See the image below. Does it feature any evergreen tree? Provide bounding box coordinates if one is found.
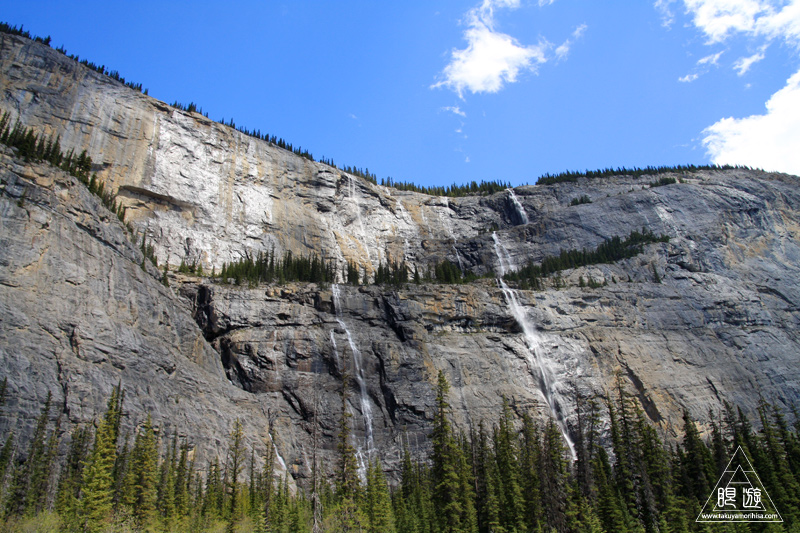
[520,413,544,532]
[55,425,92,530]
[494,398,525,531]
[366,459,395,532]
[431,370,476,532]
[121,415,158,527]
[80,385,124,532]
[331,369,365,531]
[540,419,569,532]
[225,418,247,531]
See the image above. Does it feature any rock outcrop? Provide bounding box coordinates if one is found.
[1,32,800,482]
[0,150,290,479]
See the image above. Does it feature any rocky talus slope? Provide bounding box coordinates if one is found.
[1,32,799,482]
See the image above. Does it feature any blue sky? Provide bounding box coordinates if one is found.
[4,1,799,186]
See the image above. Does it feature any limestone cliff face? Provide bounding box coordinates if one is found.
[1,32,800,481]
[0,150,297,481]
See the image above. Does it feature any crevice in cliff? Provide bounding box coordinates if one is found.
[620,358,663,425]
[374,346,398,425]
[116,184,196,212]
[218,337,252,392]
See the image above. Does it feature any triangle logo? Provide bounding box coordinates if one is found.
[696,445,783,522]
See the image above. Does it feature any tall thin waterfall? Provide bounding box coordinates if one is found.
[492,232,576,459]
[331,284,375,478]
[349,175,371,264]
[507,188,529,225]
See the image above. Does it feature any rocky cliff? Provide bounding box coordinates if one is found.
[1,32,799,482]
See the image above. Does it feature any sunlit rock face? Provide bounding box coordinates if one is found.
[2,32,800,481]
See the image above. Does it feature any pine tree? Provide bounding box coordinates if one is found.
[80,385,124,532]
[55,425,92,530]
[431,370,476,532]
[540,418,569,532]
[679,410,714,503]
[122,415,158,527]
[520,413,544,531]
[366,459,395,532]
[225,418,246,531]
[8,391,58,518]
[494,398,525,531]
[336,370,360,501]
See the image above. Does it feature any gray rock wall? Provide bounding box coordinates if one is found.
[0,151,290,481]
[1,32,800,484]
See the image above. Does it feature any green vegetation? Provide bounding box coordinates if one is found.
[0,111,128,224]
[215,248,336,286]
[650,176,678,187]
[504,228,670,289]
[379,177,512,197]
[570,195,592,206]
[536,164,746,186]
[4,377,800,531]
[0,112,166,277]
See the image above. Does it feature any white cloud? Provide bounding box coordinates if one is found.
[681,0,800,45]
[703,68,800,174]
[733,49,766,75]
[679,73,700,82]
[698,50,724,64]
[442,106,467,117]
[683,0,767,42]
[432,0,550,98]
[555,24,588,61]
[465,156,471,163]
[655,0,677,27]
[665,1,800,173]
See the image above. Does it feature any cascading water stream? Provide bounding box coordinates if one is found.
[492,232,576,460]
[507,188,529,225]
[492,232,516,276]
[331,284,375,478]
[349,175,371,264]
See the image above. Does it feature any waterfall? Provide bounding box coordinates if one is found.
[331,284,375,478]
[492,235,576,460]
[507,188,529,225]
[349,175,371,264]
[492,231,516,276]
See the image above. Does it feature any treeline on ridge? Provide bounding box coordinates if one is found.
[209,227,669,289]
[535,164,748,186]
[2,22,757,203]
[504,228,670,289]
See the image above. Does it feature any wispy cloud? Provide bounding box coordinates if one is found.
[441,106,467,117]
[733,48,766,75]
[678,50,723,81]
[432,0,551,98]
[697,50,724,65]
[555,24,588,61]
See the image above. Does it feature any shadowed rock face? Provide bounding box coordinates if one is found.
[1,32,800,483]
